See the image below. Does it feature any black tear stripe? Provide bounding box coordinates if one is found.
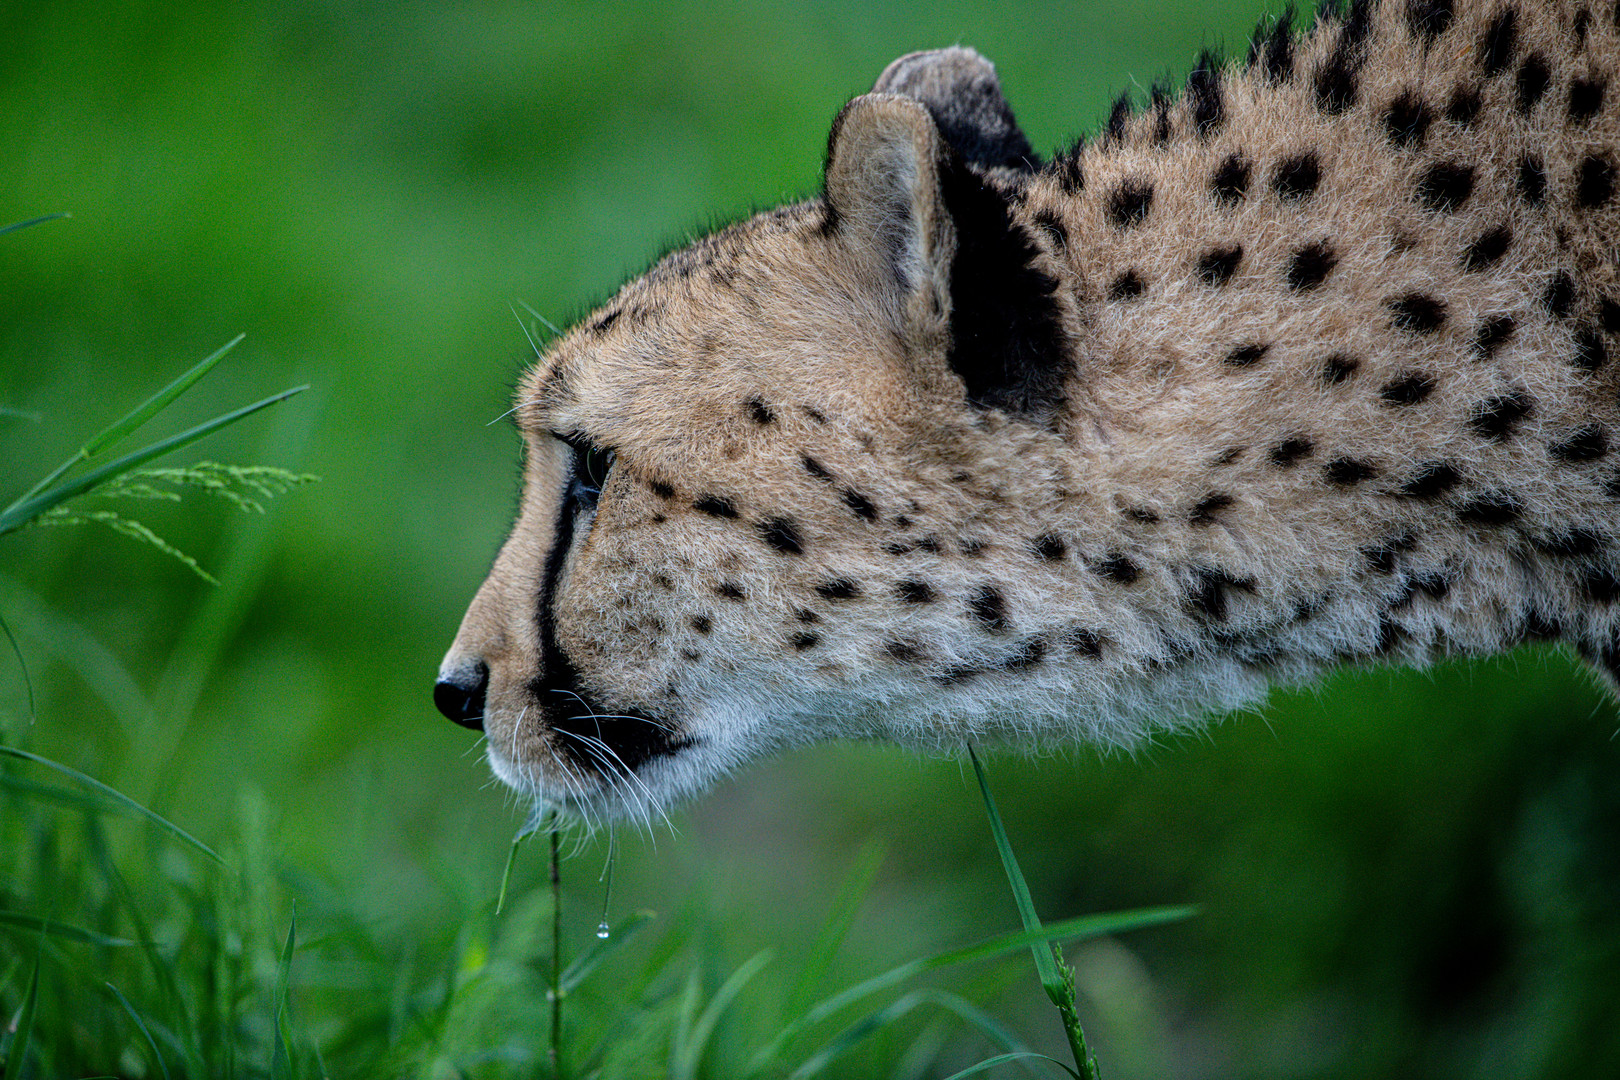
[939,153,1069,417]
[531,473,687,773]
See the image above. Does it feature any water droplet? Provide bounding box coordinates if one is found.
[596,922,611,939]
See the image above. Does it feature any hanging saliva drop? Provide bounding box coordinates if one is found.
[596,826,617,940]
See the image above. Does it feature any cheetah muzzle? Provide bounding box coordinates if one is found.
[437,1,1620,823]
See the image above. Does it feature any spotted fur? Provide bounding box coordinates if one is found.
[438,2,1620,822]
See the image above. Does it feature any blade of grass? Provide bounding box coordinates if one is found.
[495,816,543,916]
[746,906,1194,1075]
[558,910,656,995]
[0,212,70,238]
[0,383,308,537]
[0,611,34,725]
[0,911,133,948]
[671,949,773,1080]
[0,746,224,865]
[106,982,173,1080]
[786,839,884,1016]
[269,905,296,1080]
[1,932,40,1080]
[941,1052,1081,1080]
[3,336,244,513]
[969,746,1097,1080]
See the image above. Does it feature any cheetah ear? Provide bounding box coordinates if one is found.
[872,47,1037,172]
[822,93,954,337]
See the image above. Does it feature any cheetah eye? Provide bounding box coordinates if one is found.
[560,434,615,510]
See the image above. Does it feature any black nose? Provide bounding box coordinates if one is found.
[434,661,488,731]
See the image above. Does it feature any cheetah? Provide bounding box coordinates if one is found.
[436,0,1620,822]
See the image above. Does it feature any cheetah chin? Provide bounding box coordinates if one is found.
[438,0,1620,823]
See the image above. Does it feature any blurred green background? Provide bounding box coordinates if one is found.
[4,1,1620,1076]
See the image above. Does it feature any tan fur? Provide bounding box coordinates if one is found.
[441,0,1620,819]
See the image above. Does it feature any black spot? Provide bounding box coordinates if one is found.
[1314,50,1361,115]
[1381,372,1436,405]
[1032,534,1067,561]
[1516,54,1550,112]
[1000,638,1047,671]
[694,494,738,518]
[1149,83,1174,146]
[1582,567,1620,603]
[968,586,1008,632]
[1577,153,1616,207]
[1186,566,1256,621]
[884,541,912,556]
[1457,491,1522,525]
[1388,293,1448,333]
[790,632,821,651]
[1535,528,1605,556]
[1068,628,1104,657]
[1322,354,1359,384]
[1405,570,1451,601]
[679,648,701,662]
[801,454,833,482]
[1187,52,1225,136]
[1473,315,1517,358]
[1574,6,1593,46]
[1190,492,1235,525]
[893,514,912,529]
[691,615,712,634]
[1518,155,1547,204]
[1573,329,1609,371]
[1361,540,1402,574]
[1107,179,1154,228]
[588,308,621,335]
[747,398,774,424]
[816,579,861,600]
[1225,342,1269,367]
[1125,505,1160,523]
[1417,161,1475,212]
[1399,461,1461,498]
[1445,85,1482,125]
[895,580,936,603]
[802,405,828,424]
[1108,271,1146,300]
[650,479,675,499]
[884,640,924,664]
[1102,91,1133,143]
[1287,242,1338,290]
[937,153,1072,416]
[1406,0,1454,40]
[1093,553,1141,584]
[1601,297,1620,333]
[1462,226,1511,272]
[1570,77,1605,122]
[1478,8,1517,76]
[1542,272,1576,317]
[1551,425,1608,461]
[757,516,804,554]
[1606,473,1620,500]
[916,535,944,554]
[1210,153,1252,205]
[1033,208,1070,249]
[1051,154,1085,196]
[1324,457,1378,485]
[1270,436,1314,467]
[1468,392,1533,439]
[1252,7,1296,83]
[1211,446,1245,466]
[1384,91,1432,147]
[1197,244,1243,285]
[840,489,877,521]
[716,581,747,601]
[1273,153,1322,200]
[795,608,820,624]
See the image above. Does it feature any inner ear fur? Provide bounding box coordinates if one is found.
[823,93,955,340]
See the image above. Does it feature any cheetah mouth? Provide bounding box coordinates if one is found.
[536,688,694,775]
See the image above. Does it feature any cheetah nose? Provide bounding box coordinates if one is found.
[434,660,488,732]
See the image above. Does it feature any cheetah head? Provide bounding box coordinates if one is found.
[434,50,1125,820]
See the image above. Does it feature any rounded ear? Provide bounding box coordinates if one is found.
[872,47,1037,171]
[822,93,953,333]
